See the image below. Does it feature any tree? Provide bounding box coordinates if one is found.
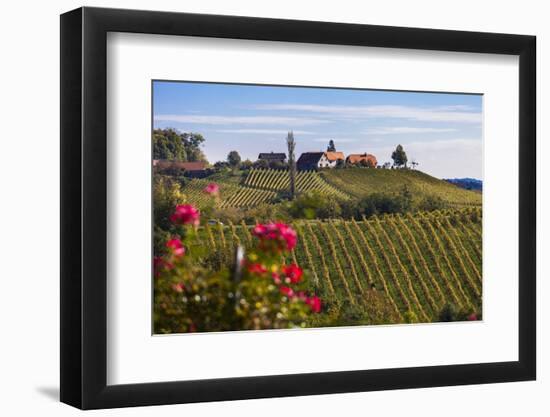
[227,150,241,167]
[240,159,253,170]
[181,132,207,162]
[153,128,187,160]
[152,129,207,162]
[253,159,269,169]
[287,131,297,199]
[327,140,336,152]
[391,144,408,168]
[269,160,288,170]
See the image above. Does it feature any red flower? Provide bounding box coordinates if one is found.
[306,295,322,313]
[170,204,200,226]
[252,223,298,252]
[467,313,478,321]
[204,183,220,196]
[282,263,303,283]
[166,238,185,257]
[280,286,294,298]
[247,263,268,275]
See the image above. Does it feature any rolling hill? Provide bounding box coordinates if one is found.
[182,168,482,209]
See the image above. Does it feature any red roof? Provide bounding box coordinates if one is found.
[153,160,207,171]
[346,153,378,166]
[325,151,345,162]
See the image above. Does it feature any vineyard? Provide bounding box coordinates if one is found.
[182,168,482,210]
[319,168,482,207]
[195,207,482,324]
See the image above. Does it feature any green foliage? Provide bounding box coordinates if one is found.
[391,144,408,167]
[153,128,207,162]
[438,302,480,322]
[154,218,321,333]
[340,190,412,219]
[287,190,342,219]
[268,160,288,170]
[153,176,186,230]
[403,310,419,324]
[240,159,253,170]
[227,150,241,167]
[242,203,291,224]
[253,159,270,169]
[417,195,446,211]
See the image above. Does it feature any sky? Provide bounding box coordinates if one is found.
[153,81,483,179]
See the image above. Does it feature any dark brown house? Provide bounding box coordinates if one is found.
[258,152,286,163]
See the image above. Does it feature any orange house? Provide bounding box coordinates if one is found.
[346,153,378,167]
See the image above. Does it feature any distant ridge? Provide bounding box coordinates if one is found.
[445,178,482,192]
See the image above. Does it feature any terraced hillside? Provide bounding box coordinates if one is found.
[196,207,482,323]
[183,169,348,209]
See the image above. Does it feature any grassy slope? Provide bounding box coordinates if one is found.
[197,208,482,324]
[320,168,482,207]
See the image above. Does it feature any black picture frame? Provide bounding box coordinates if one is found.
[60,6,536,410]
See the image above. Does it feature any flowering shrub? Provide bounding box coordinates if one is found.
[154,184,322,334]
[170,204,200,226]
[204,183,220,196]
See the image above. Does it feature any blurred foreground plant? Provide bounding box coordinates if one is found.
[154,184,322,334]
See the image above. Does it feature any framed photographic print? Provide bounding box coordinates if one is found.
[60,6,536,409]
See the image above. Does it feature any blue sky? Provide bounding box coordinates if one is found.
[153,81,483,179]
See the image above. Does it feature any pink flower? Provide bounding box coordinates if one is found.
[252,223,298,252]
[171,283,185,293]
[282,264,303,283]
[306,295,322,313]
[247,263,268,275]
[467,313,478,321]
[170,204,200,226]
[204,183,220,196]
[166,238,185,257]
[271,272,282,285]
[280,286,294,298]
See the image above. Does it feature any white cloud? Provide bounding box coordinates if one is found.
[215,129,314,135]
[364,127,458,135]
[154,114,329,126]
[366,138,482,179]
[252,104,482,124]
